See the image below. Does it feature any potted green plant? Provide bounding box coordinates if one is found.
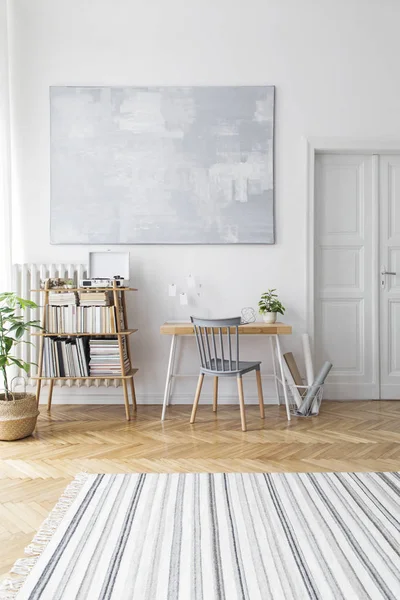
[258,289,285,324]
[0,292,41,441]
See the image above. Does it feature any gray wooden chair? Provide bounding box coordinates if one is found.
[190,316,264,431]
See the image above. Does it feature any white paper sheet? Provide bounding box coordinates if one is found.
[187,274,196,289]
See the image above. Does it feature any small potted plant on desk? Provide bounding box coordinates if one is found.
[258,289,285,324]
[0,292,41,441]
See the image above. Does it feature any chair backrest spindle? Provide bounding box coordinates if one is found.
[227,328,233,371]
[204,329,212,369]
[211,328,218,368]
[199,327,208,368]
[193,325,205,368]
[219,328,225,371]
[236,327,239,369]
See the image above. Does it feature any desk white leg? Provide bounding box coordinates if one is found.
[270,336,280,405]
[166,336,177,406]
[161,335,177,421]
[275,335,291,421]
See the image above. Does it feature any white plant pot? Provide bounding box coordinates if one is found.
[262,312,277,324]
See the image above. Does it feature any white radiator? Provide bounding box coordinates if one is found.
[12,263,121,388]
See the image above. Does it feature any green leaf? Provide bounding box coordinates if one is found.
[15,326,25,339]
[4,336,13,352]
[8,357,25,369]
[17,297,38,309]
[8,320,21,332]
[9,359,30,373]
[7,321,24,333]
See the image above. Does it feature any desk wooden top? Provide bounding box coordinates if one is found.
[160,321,292,335]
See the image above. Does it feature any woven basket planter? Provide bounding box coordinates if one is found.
[0,393,39,441]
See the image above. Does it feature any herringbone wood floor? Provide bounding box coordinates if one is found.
[1,401,400,579]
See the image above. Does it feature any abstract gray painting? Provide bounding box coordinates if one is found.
[50,86,275,244]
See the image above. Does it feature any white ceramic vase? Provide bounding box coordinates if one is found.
[262,312,277,324]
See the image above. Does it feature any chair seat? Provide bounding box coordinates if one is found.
[200,359,261,376]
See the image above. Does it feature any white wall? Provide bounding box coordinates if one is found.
[7,0,400,403]
[0,0,12,291]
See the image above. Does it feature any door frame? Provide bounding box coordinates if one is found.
[305,139,400,390]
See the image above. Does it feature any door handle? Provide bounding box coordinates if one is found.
[380,266,396,288]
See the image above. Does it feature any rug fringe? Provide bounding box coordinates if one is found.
[0,472,89,600]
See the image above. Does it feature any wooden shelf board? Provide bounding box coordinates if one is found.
[32,288,138,292]
[31,329,138,337]
[32,368,138,381]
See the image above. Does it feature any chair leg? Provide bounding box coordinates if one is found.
[236,375,247,432]
[213,376,218,412]
[256,369,265,419]
[190,373,204,424]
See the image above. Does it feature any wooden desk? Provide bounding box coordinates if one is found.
[160,321,293,421]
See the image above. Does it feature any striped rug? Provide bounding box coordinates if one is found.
[2,472,400,600]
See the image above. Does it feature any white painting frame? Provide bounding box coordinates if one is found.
[50,85,275,245]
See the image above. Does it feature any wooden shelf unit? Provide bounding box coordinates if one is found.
[34,282,138,420]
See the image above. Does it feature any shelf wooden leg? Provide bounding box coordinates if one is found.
[36,283,47,410]
[47,380,54,412]
[36,380,42,408]
[213,376,218,412]
[237,375,247,432]
[256,369,265,419]
[190,373,204,424]
[122,379,131,421]
[129,376,137,411]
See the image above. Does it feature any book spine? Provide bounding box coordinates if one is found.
[57,340,65,377]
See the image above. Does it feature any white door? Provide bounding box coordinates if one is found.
[380,156,400,399]
[315,154,379,399]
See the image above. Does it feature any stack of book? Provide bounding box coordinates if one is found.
[45,305,117,334]
[43,337,89,377]
[48,291,78,306]
[89,339,130,376]
[79,291,113,306]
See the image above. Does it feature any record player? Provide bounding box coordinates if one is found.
[80,276,126,288]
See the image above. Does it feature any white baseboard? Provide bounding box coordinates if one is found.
[38,394,355,406]
[29,384,379,405]
[323,383,379,400]
[39,391,281,406]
